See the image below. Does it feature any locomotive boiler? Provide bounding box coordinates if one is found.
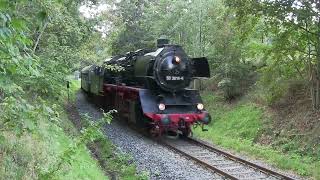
[81,38,211,137]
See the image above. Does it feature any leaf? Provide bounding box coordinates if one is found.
[5,13,10,22]
[23,118,35,132]
[11,18,26,30]
[0,2,8,11]
[3,27,11,36]
[0,12,7,22]
[7,64,17,74]
[45,106,54,114]
[0,27,10,38]
[0,134,4,144]
[38,11,47,22]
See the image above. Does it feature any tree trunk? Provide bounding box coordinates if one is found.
[310,14,320,110]
[33,21,49,53]
[316,80,320,109]
[311,81,315,109]
[316,16,320,109]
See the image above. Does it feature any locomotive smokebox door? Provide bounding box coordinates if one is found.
[191,57,210,78]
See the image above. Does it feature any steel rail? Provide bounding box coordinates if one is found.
[126,123,295,180]
[186,137,295,180]
[157,138,238,180]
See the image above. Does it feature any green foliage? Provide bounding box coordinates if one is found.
[101,0,319,178]
[216,61,253,100]
[256,68,292,104]
[2,0,319,178]
[104,64,125,72]
[103,0,256,99]
[0,101,106,180]
[67,79,81,102]
[197,92,263,141]
[105,0,154,55]
[39,110,115,179]
[76,109,147,180]
[315,163,320,180]
[208,5,255,99]
[227,0,320,106]
[0,0,111,179]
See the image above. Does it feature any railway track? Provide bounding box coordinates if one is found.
[158,136,295,180]
[116,118,296,179]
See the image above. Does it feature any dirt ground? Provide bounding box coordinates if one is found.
[258,84,320,158]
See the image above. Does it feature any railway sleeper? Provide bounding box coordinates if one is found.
[209,161,236,167]
[229,169,256,175]
[184,148,212,154]
[242,175,273,180]
[219,165,246,171]
[235,174,271,180]
[195,155,225,162]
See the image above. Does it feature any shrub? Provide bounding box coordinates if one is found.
[215,62,254,100]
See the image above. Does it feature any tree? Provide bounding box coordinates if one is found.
[228,0,320,108]
[104,0,154,55]
[143,0,254,99]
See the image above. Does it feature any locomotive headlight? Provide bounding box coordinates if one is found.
[174,56,181,63]
[197,103,204,111]
[158,103,166,111]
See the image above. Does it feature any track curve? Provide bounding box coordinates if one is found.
[158,137,295,180]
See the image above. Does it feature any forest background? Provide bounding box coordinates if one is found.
[0,0,319,179]
[102,1,319,177]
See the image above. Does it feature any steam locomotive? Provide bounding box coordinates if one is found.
[81,38,211,137]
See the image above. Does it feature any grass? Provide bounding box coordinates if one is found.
[0,102,106,179]
[68,79,147,180]
[87,137,148,180]
[193,91,320,178]
[38,114,107,180]
[0,78,108,179]
[68,79,81,101]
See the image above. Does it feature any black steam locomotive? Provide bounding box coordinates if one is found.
[81,38,211,137]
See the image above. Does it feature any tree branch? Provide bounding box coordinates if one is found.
[295,23,318,36]
[33,21,49,53]
[293,47,317,57]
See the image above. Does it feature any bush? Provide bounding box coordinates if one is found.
[215,62,254,100]
[256,64,307,105]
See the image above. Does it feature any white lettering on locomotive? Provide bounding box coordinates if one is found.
[166,76,184,81]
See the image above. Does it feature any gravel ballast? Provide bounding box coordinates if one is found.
[76,92,222,180]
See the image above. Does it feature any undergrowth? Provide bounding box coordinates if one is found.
[0,1,113,179]
[80,114,149,180]
[194,91,320,179]
[0,94,106,179]
[69,80,148,180]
